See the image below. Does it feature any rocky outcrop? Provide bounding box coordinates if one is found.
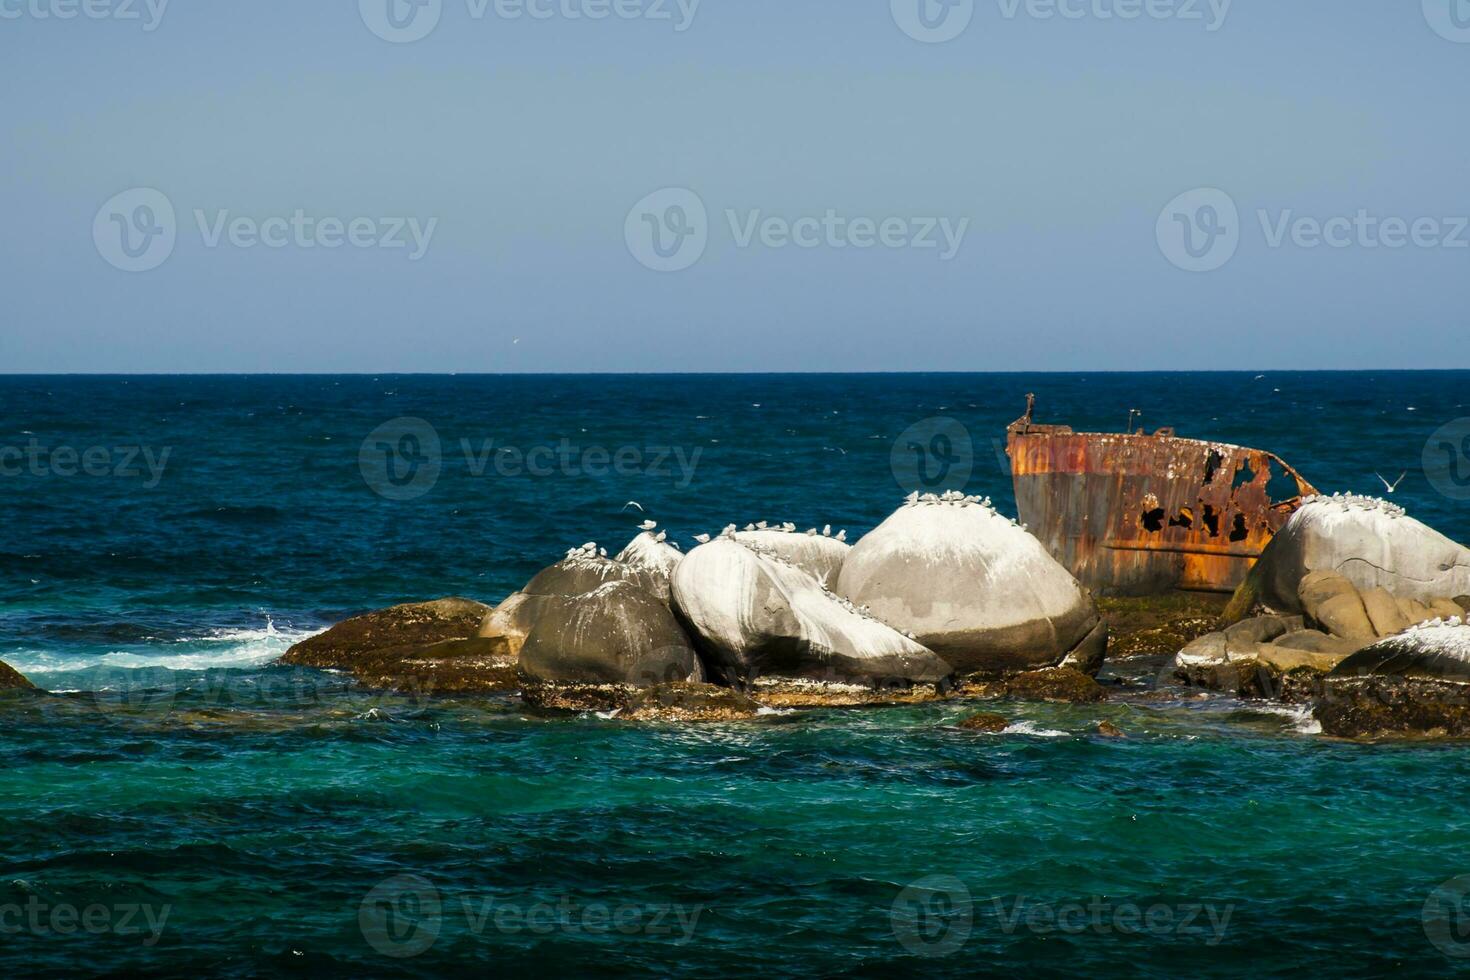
[670,536,953,690]
[961,666,1108,703]
[1,660,34,691]
[614,531,684,601]
[836,493,1106,676]
[731,525,850,588]
[479,545,666,654]
[518,580,704,709]
[620,682,763,722]
[1315,618,1470,737]
[279,597,515,693]
[1228,495,1470,619]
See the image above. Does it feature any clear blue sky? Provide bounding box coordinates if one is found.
[2,1,1466,372]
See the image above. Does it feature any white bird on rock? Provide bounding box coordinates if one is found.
[639,520,657,531]
[835,530,847,542]
[694,533,712,544]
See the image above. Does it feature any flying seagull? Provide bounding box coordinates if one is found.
[622,501,646,513]
[1375,472,1407,494]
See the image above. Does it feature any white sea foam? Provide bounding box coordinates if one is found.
[6,615,321,676]
[1003,721,1068,738]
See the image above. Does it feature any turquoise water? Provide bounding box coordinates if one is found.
[3,373,1470,976]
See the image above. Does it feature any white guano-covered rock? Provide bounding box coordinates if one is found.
[731,526,850,588]
[1242,494,1470,613]
[835,494,1106,675]
[615,531,684,601]
[670,537,952,688]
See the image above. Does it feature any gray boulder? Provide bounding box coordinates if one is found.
[614,531,684,601]
[836,494,1106,676]
[518,580,703,708]
[671,536,953,689]
[479,544,664,655]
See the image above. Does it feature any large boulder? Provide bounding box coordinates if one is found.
[479,545,665,654]
[615,531,684,601]
[731,525,850,588]
[279,597,515,693]
[519,580,704,709]
[1,660,34,691]
[670,536,953,689]
[1316,617,1470,737]
[1229,495,1470,618]
[835,494,1106,676]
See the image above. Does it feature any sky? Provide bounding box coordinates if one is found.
[1,0,1467,373]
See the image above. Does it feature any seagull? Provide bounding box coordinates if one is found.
[639,520,657,531]
[835,530,847,543]
[694,533,712,544]
[1376,472,1407,494]
[655,531,667,543]
[622,501,646,513]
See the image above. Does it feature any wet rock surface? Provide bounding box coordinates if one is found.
[1316,618,1470,736]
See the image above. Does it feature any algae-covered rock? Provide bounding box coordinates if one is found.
[1,660,35,692]
[620,682,763,722]
[958,712,1010,732]
[1316,618,1470,737]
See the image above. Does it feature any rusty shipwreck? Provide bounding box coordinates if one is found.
[1005,395,1318,596]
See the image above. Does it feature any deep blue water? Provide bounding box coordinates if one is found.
[3,373,1470,977]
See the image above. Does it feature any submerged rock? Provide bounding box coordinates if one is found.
[1,659,34,691]
[836,494,1106,676]
[731,527,850,588]
[671,537,953,690]
[479,546,665,655]
[620,682,763,722]
[1229,495,1470,618]
[1316,618,1470,737]
[958,712,1010,732]
[518,580,704,710]
[1096,721,1126,738]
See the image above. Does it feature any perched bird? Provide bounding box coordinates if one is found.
[1376,472,1407,494]
[694,533,712,544]
[822,525,832,536]
[835,530,847,543]
[639,520,657,531]
[655,531,668,543]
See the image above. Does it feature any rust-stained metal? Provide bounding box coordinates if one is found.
[1006,394,1319,596]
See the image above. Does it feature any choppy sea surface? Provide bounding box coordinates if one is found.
[3,372,1470,977]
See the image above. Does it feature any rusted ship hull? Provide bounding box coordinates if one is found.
[1006,397,1318,596]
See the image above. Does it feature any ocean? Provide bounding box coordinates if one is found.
[3,372,1470,977]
